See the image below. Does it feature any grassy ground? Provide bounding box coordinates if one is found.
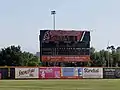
[0,79,120,90]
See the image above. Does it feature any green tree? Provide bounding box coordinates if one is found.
[99,50,106,66]
[104,50,109,67]
[116,46,120,67]
[107,45,116,67]
[0,45,21,66]
[0,45,40,66]
[20,52,40,66]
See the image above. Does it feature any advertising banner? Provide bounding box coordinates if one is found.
[61,67,83,78]
[42,56,90,62]
[103,68,120,79]
[83,67,103,78]
[0,68,8,79]
[39,67,61,79]
[15,68,39,79]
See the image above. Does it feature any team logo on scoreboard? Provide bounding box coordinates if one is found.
[43,31,50,41]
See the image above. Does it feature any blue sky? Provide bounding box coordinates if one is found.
[0,0,120,53]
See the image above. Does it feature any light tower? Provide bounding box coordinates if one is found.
[51,10,56,30]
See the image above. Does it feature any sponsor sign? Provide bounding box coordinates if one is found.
[42,56,90,62]
[39,67,61,79]
[78,68,83,78]
[0,68,9,79]
[15,68,39,79]
[61,67,82,78]
[103,68,120,79]
[83,68,103,78]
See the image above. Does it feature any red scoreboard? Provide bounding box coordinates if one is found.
[40,30,90,62]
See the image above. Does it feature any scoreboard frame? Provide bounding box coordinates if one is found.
[39,30,90,62]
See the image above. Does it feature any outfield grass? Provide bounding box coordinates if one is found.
[0,79,120,90]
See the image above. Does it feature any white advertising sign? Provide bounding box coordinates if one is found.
[15,68,39,79]
[83,68,103,78]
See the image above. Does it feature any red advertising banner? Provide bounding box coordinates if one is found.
[42,55,90,62]
[39,67,61,79]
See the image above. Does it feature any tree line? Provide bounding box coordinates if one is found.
[1,45,120,67]
[90,46,120,67]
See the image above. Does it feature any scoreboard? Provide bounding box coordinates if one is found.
[40,30,90,62]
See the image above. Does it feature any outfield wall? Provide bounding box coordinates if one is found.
[0,67,120,79]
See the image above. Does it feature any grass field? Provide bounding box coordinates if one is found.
[0,79,120,90]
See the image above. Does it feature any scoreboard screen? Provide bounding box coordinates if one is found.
[40,30,90,62]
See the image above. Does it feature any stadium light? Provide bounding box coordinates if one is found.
[51,10,56,30]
